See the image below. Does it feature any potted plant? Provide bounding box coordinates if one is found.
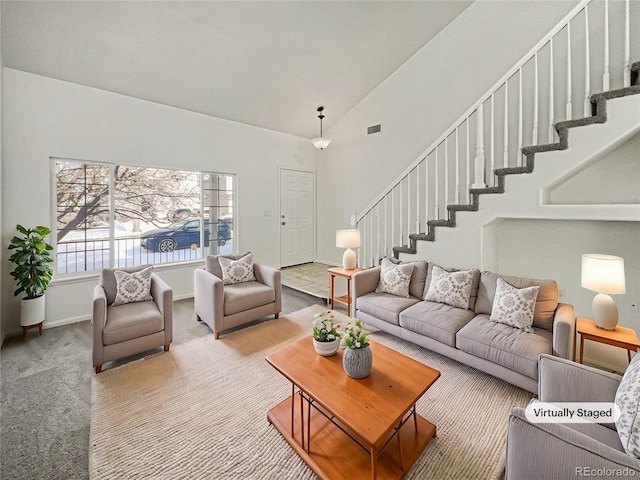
[8,225,54,327]
[312,311,341,356]
[338,319,372,378]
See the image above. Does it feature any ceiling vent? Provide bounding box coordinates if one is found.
[367,124,382,135]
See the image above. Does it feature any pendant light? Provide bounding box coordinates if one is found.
[311,106,331,150]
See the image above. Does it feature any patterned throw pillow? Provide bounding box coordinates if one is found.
[112,266,154,306]
[218,253,256,285]
[489,278,539,333]
[615,353,640,459]
[424,265,474,309]
[375,257,415,298]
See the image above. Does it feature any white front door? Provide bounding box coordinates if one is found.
[280,169,315,267]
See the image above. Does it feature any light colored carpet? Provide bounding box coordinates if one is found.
[90,305,532,479]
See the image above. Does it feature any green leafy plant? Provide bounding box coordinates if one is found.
[312,311,340,342]
[338,319,370,349]
[8,225,54,299]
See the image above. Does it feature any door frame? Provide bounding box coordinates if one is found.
[278,167,316,268]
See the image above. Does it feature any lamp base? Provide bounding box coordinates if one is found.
[342,248,357,270]
[592,293,618,330]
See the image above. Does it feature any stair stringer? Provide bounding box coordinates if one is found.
[395,92,640,270]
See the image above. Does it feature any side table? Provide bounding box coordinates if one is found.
[328,267,364,316]
[575,317,640,365]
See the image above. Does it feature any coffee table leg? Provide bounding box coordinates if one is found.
[307,397,312,452]
[290,384,295,439]
[300,391,305,450]
[370,446,377,480]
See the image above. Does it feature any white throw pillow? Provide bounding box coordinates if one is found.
[489,278,539,333]
[112,266,154,306]
[375,257,414,298]
[615,353,640,459]
[424,265,474,310]
[218,252,256,285]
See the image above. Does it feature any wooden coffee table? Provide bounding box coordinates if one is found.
[266,335,441,480]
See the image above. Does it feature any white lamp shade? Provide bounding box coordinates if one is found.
[311,137,331,150]
[581,254,626,294]
[336,229,361,248]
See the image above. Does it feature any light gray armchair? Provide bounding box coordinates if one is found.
[93,265,173,374]
[194,254,281,339]
[506,354,640,479]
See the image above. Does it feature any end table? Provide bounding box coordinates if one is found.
[328,267,364,316]
[575,317,640,365]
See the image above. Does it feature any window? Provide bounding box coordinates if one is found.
[54,159,236,274]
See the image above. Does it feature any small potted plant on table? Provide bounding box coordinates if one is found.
[339,319,372,378]
[312,311,341,356]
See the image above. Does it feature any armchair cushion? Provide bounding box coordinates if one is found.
[112,266,154,306]
[615,352,640,458]
[223,281,276,316]
[218,252,256,285]
[205,252,250,280]
[102,300,164,345]
[101,264,152,305]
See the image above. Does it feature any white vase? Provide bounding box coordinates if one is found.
[313,338,340,356]
[21,295,45,327]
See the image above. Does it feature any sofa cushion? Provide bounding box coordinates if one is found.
[475,272,558,332]
[101,264,152,305]
[615,352,640,459]
[223,281,275,316]
[456,314,553,378]
[400,301,476,347]
[375,257,414,298]
[356,292,421,326]
[423,263,480,310]
[489,278,539,333]
[386,258,428,299]
[103,300,164,345]
[424,265,475,310]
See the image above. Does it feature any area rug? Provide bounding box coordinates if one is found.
[90,304,533,479]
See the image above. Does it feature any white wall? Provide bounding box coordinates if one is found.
[316,0,581,265]
[1,68,316,336]
[0,4,4,344]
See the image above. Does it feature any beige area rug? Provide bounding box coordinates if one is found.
[90,305,533,479]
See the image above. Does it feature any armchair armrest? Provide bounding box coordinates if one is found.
[552,302,575,360]
[92,285,108,367]
[506,407,640,479]
[254,263,282,315]
[353,267,381,300]
[194,268,224,332]
[150,273,173,344]
[538,354,621,403]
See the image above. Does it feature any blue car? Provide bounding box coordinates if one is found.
[141,217,231,252]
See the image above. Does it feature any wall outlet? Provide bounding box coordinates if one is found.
[632,301,639,312]
[558,288,566,299]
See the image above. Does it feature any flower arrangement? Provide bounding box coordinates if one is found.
[339,319,370,349]
[312,311,339,342]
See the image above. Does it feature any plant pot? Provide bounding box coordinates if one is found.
[21,295,45,327]
[313,338,340,357]
[343,346,373,378]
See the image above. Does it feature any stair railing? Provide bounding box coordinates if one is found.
[356,0,636,268]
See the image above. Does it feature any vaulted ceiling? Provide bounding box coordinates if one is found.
[1,1,473,138]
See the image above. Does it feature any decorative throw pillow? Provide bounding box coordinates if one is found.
[615,353,640,459]
[375,257,415,298]
[489,278,539,333]
[112,266,154,306]
[218,252,256,285]
[424,265,474,309]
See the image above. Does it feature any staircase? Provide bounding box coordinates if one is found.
[355,0,640,268]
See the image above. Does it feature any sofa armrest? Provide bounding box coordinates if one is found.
[194,268,224,331]
[353,267,381,301]
[92,285,108,367]
[506,407,640,479]
[552,302,575,359]
[254,263,282,314]
[150,273,173,344]
[538,354,621,403]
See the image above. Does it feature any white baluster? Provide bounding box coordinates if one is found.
[624,0,630,87]
[503,82,509,168]
[566,22,572,120]
[399,180,403,245]
[518,68,523,166]
[391,188,394,251]
[549,37,555,143]
[376,203,380,265]
[425,152,430,226]
[370,209,374,267]
[603,0,610,91]
[384,194,388,256]
[435,146,440,219]
[466,119,471,202]
[533,53,539,145]
[407,172,411,240]
[455,128,460,203]
[445,139,449,208]
[473,104,486,188]
[416,162,421,233]
[584,4,591,117]
[490,94,495,185]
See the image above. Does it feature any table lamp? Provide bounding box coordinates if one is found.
[581,254,626,330]
[336,229,361,269]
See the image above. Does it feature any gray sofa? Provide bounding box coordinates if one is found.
[352,261,575,393]
[506,354,640,478]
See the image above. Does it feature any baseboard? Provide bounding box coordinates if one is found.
[313,259,342,268]
[44,314,92,329]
